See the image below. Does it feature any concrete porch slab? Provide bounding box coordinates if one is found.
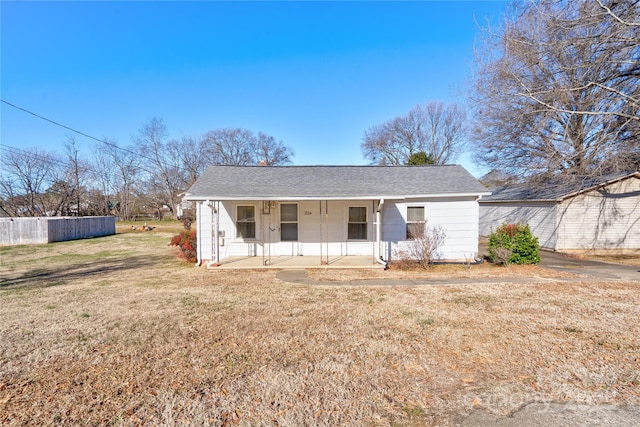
[209,255,385,270]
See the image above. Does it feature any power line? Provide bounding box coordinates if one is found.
[0,143,68,167]
[0,98,156,166]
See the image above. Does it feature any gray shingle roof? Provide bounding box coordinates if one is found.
[482,171,640,202]
[185,165,489,200]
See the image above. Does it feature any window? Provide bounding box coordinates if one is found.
[236,205,256,239]
[406,206,425,239]
[280,203,298,241]
[348,206,367,240]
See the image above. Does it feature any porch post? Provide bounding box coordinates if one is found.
[372,199,376,265]
[319,200,323,265]
[376,199,385,264]
[196,201,202,265]
[214,201,220,266]
[325,200,329,265]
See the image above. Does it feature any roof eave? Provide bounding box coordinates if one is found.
[558,171,640,201]
[479,198,561,203]
[184,191,490,201]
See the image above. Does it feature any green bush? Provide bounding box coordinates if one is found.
[488,223,540,265]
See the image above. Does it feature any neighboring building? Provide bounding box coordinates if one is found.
[183,165,490,266]
[479,172,640,252]
[175,195,194,220]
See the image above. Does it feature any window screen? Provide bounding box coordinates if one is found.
[348,206,367,240]
[236,206,256,239]
[280,204,298,241]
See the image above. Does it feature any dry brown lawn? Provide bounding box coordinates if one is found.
[1,226,639,426]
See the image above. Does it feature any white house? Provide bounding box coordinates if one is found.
[479,171,640,252]
[184,165,490,266]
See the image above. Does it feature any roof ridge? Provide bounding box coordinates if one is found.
[206,164,460,168]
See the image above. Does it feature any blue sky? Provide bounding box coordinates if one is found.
[1,1,506,177]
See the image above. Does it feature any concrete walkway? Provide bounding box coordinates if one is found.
[276,262,639,286]
[273,248,639,285]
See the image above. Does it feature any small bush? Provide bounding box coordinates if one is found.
[394,221,447,269]
[488,222,540,265]
[170,229,197,263]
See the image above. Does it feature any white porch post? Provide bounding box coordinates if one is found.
[214,201,220,266]
[376,198,387,267]
[195,201,202,266]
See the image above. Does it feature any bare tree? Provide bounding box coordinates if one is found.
[134,117,186,218]
[470,0,639,182]
[361,102,467,165]
[0,171,19,217]
[0,146,60,216]
[63,136,90,216]
[202,128,294,166]
[99,140,140,220]
[172,134,211,186]
[255,132,294,166]
[88,142,118,216]
[202,128,257,166]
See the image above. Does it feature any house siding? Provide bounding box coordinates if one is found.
[479,202,558,250]
[195,197,482,262]
[386,197,481,261]
[196,200,378,261]
[556,177,640,250]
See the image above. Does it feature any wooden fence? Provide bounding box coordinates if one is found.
[0,216,116,245]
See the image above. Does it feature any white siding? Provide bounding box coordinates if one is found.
[479,202,558,250]
[195,197,482,262]
[196,200,377,261]
[556,177,640,250]
[383,197,481,261]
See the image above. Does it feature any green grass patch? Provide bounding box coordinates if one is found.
[418,317,435,327]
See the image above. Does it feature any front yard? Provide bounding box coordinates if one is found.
[0,229,638,426]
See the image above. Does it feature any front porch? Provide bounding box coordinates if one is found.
[207,255,385,270]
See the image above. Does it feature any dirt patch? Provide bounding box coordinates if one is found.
[1,233,639,426]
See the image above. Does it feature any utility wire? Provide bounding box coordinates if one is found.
[0,142,70,167]
[0,98,157,166]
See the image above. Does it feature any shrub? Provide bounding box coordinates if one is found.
[170,229,197,263]
[394,221,447,269]
[488,222,540,265]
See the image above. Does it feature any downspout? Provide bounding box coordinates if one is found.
[376,199,388,269]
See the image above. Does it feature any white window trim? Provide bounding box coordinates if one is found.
[346,205,369,241]
[235,204,258,241]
